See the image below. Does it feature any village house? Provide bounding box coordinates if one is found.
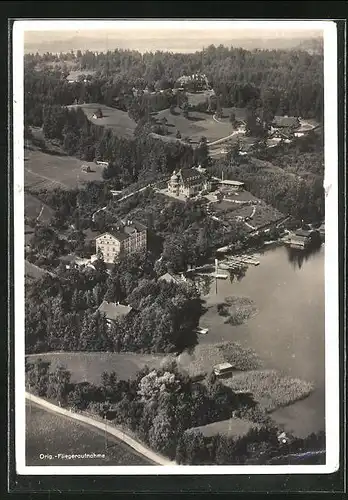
[98,300,133,326]
[158,272,186,285]
[81,164,91,173]
[270,116,300,139]
[167,167,213,198]
[95,220,147,264]
[218,179,245,192]
[92,109,103,119]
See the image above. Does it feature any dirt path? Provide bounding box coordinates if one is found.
[208,130,241,147]
[26,392,175,466]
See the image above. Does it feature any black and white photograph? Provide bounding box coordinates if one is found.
[13,19,339,475]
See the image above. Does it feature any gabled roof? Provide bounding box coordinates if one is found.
[295,228,312,237]
[158,272,181,284]
[179,168,206,186]
[95,221,146,243]
[272,116,300,128]
[98,301,133,320]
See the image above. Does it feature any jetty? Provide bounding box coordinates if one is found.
[225,255,260,266]
[214,273,229,279]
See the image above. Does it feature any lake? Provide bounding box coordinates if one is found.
[200,243,325,438]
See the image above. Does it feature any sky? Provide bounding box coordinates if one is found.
[22,21,324,54]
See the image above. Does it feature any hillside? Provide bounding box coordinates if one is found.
[67,104,137,138]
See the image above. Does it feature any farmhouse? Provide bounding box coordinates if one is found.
[81,164,91,173]
[167,167,213,198]
[158,272,186,285]
[92,109,103,119]
[270,116,300,137]
[98,300,133,325]
[95,220,147,263]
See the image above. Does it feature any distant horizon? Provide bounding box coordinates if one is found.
[22,21,324,54]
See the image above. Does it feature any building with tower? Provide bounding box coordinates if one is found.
[167,167,214,198]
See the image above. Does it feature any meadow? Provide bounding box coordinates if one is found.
[155,107,232,144]
[24,149,103,191]
[67,103,136,138]
[191,417,261,439]
[26,402,151,466]
[25,351,166,385]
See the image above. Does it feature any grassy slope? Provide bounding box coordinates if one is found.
[25,149,103,191]
[155,107,232,143]
[25,351,167,385]
[26,402,151,465]
[25,192,55,221]
[67,104,136,138]
[191,417,261,439]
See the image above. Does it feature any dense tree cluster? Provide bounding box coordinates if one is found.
[25,44,323,123]
[25,252,202,355]
[34,104,194,187]
[26,358,325,464]
[101,189,247,272]
[211,133,324,223]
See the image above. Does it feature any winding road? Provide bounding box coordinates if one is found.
[26,392,175,466]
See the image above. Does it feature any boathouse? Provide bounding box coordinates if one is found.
[290,228,312,248]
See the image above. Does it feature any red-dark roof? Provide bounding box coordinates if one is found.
[179,168,205,186]
[96,220,147,243]
[272,116,300,128]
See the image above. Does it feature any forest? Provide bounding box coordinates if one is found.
[26,357,326,465]
[25,44,323,120]
[25,251,204,354]
[26,104,195,189]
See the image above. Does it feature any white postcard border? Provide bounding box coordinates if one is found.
[13,19,339,476]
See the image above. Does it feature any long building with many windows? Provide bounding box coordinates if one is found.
[95,220,147,263]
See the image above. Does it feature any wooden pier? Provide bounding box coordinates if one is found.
[225,255,260,266]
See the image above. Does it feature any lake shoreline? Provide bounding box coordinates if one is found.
[195,243,325,438]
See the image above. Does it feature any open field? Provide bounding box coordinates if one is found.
[222,370,314,413]
[67,103,136,138]
[25,149,103,191]
[155,107,232,144]
[191,417,261,439]
[26,402,151,465]
[25,351,166,385]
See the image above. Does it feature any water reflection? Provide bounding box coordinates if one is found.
[194,275,214,295]
[228,265,248,283]
[286,240,323,270]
